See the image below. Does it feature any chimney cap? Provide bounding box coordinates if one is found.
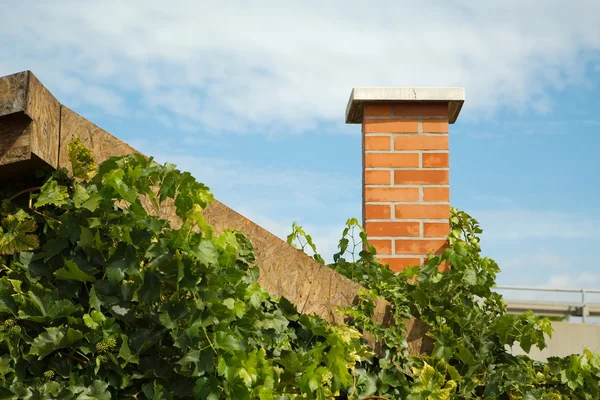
[346,87,465,124]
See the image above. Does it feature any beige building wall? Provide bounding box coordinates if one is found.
[510,322,600,361]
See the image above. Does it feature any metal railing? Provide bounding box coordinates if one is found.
[495,286,600,323]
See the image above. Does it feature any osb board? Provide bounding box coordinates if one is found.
[405,316,434,355]
[204,200,371,323]
[58,106,137,170]
[25,73,60,168]
[0,71,27,117]
[0,112,31,166]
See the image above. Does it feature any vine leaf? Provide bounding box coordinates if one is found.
[34,180,69,208]
[76,380,111,400]
[54,259,95,282]
[0,214,39,255]
[29,327,84,359]
[213,331,243,354]
[68,138,97,180]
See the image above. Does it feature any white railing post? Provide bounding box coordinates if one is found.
[582,289,588,323]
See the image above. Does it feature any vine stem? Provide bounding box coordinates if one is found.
[362,396,390,400]
[61,351,88,366]
[203,327,217,354]
[7,186,42,202]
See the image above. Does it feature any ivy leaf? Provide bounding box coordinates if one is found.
[29,327,84,359]
[73,182,101,212]
[81,193,101,212]
[68,138,97,180]
[193,377,220,400]
[73,182,90,207]
[54,259,95,282]
[89,286,102,311]
[0,355,12,377]
[39,237,69,262]
[34,180,69,208]
[111,305,129,316]
[102,169,138,203]
[83,310,105,330]
[462,269,477,286]
[223,298,235,309]
[191,240,217,265]
[456,345,476,365]
[138,271,161,303]
[118,335,139,365]
[232,300,246,319]
[76,380,111,400]
[0,214,39,255]
[213,331,243,354]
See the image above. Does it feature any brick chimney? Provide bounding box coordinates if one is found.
[346,88,465,272]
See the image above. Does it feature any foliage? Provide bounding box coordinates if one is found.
[0,140,367,399]
[289,212,600,399]
[0,139,598,399]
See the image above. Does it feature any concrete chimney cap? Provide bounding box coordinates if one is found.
[345,87,465,124]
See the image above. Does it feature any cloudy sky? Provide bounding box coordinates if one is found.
[2,1,599,301]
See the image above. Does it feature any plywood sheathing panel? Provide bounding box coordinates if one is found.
[0,71,27,117]
[204,200,369,324]
[58,106,137,171]
[25,73,61,168]
[405,316,434,355]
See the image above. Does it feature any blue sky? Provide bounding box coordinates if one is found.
[1,1,599,299]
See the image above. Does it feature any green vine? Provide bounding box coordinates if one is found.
[0,139,598,399]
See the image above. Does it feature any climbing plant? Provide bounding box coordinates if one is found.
[0,139,598,399]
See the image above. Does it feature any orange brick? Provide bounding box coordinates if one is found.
[395,239,448,255]
[365,170,391,185]
[364,204,392,219]
[364,135,391,150]
[394,102,447,117]
[364,119,419,133]
[422,153,449,168]
[422,119,448,133]
[378,257,422,272]
[424,257,452,272]
[366,221,420,237]
[394,135,448,150]
[395,204,450,219]
[438,260,451,272]
[364,103,392,117]
[365,187,420,202]
[423,187,449,202]
[370,239,393,254]
[365,153,419,168]
[423,223,450,237]
[394,170,449,185]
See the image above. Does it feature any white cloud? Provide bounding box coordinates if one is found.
[473,209,600,240]
[1,0,599,133]
[502,251,568,270]
[545,273,600,290]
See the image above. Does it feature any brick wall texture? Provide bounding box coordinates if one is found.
[362,102,450,272]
